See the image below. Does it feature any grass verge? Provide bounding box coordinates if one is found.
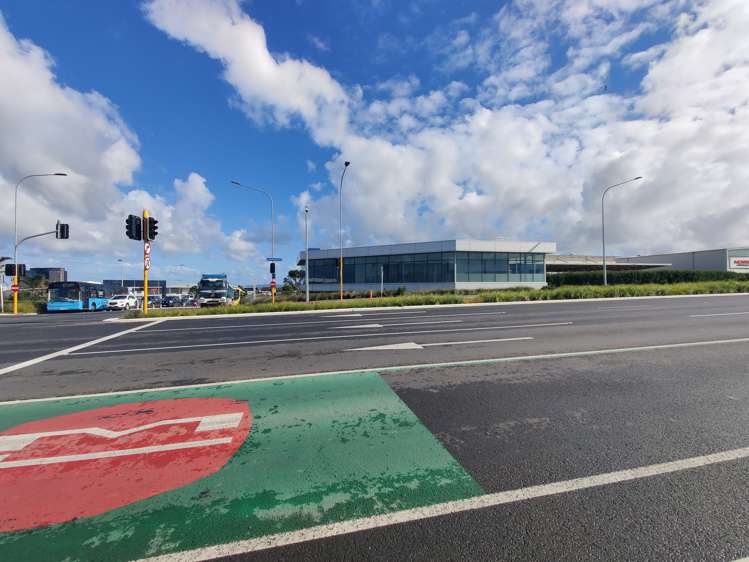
[122,280,749,319]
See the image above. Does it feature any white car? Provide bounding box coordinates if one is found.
[106,294,138,310]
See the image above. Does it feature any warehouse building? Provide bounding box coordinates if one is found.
[618,247,749,272]
[298,239,556,292]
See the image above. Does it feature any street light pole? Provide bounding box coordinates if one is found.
[118,258,125,288]
[339,161,350,302]
[12,172,67,314]
[0,256,10,314]
[601,176,643,286]
[304,205,310,303]
[231,180,276,302]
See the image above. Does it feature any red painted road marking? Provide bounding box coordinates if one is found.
[0,398,251,532]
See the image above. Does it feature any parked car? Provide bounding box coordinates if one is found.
[147,295,163,308]
[162,296,179,307]
[106,294,138,311]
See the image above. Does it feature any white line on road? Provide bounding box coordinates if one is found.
[141,311,508,334]
[0,437,232,469]
[140,444,749,561]
[0,320,164,376]
[348,337,534,351]
[5,335,749,406]
[689,311,749,318]
[68,322,572,356]
[322,313,362,317]
[331,320,462,329]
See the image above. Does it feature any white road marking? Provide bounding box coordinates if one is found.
[331,320,461,330]
[597,305,654,310]
[68,322,572,356]
[140,444,749,561]
[690,311,749,318]
[322,313,362,318]
[348,336,533,351]
[142,311,507,334]
[0,413,243,452]
[0,438,233,469]
[5,335,749,406]
[0,320,164,376]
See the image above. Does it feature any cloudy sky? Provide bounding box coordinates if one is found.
[1,0,747,285]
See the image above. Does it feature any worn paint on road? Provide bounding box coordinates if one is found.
[0,372,480,561]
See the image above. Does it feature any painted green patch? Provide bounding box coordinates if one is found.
[0,373,481,561]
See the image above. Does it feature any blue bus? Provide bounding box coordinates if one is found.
[47,281,110,312]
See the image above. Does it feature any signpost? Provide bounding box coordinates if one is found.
[267,258,281,304]
[11,284,18,295]
[125,210,158,315]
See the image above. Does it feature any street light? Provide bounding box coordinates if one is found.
[231,180,275,259]
[601,176,643,285]
[117,258,125,288]
[12,172,67,314]
[304,205,310,303]
[338,161,350,301]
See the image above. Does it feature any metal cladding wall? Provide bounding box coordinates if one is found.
[620,248,749,272]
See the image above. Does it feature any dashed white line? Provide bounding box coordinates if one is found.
[689,311,749,318]
[68,322,573,356]
[140,444,749,561]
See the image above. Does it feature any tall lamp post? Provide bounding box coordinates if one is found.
[338,161,350,302]
[601,176,643,285]
[12,172,67,314]
[304,205,310,303]
[231,180,277,301]
[117,258,125,288]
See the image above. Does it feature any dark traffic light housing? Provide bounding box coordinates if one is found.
[146,216,159,241]
[270,262,276,275]
[126,214,142,240]
[5,263,26,277]
[55,221,69,240]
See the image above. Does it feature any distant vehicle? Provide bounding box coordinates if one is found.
[47,282,109,312]
[106,294,138,311]
[162,295,178,307]
[197,274,238,306]
[147,295,163,308]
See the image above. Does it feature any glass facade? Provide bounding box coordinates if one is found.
[309,252,545,284]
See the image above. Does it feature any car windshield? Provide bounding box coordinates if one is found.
[110,296,127,300]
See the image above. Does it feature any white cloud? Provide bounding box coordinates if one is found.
[306,34,329,52]
[306,159,316,172]
[145,0,749,257]
[0,14,260,277]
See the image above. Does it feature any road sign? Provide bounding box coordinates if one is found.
[266,257,283,262]
[270,279,276,289]
[10,284,18,294]
[144,256,151,271]
[144,241,151,255]
[0,398,251,533]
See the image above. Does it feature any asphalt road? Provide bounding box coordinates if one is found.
[0,294,748,561]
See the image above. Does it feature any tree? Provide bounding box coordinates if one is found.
[282,269,305,293]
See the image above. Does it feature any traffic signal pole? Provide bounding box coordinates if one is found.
[143,209,149,315]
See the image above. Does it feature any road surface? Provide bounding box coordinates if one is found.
[0,294,748,561]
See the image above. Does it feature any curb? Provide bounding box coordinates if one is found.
[104,291,749,323]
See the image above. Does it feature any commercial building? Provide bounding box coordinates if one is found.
[545,255,670,273]
[28,267,67,283]
[101,279,167,297]
[618,247,749,272]
[299,239,556,292]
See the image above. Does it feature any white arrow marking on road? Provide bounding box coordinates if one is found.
[348,336,533,351]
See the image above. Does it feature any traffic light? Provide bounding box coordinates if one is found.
[270,262,276,275]
[126,214,142,240]
[5,263,26,277]
[146,216,159,241]
[55,221,69,240]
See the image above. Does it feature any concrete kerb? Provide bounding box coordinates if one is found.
[104,292,749,323]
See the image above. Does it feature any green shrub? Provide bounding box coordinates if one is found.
[547,269,749,287]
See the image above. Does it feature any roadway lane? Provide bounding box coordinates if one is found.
[219,342,749,561]
[0,310,136,369]
[2,294,749,399]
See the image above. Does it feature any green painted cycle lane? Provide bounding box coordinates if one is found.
[0,372,482,561]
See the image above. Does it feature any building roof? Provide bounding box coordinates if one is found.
[298,239,557,265]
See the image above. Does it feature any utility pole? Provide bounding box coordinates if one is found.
[601,176,643,285]
[339,161,350,302]
[305,205,310,303]
[143,209,150,315]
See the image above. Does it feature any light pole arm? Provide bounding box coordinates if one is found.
[232,182,275,258]
[15,230,56,251]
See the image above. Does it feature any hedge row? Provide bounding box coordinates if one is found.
[547,269,749,287]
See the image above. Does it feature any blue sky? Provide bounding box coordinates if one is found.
[0,0,747,286]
